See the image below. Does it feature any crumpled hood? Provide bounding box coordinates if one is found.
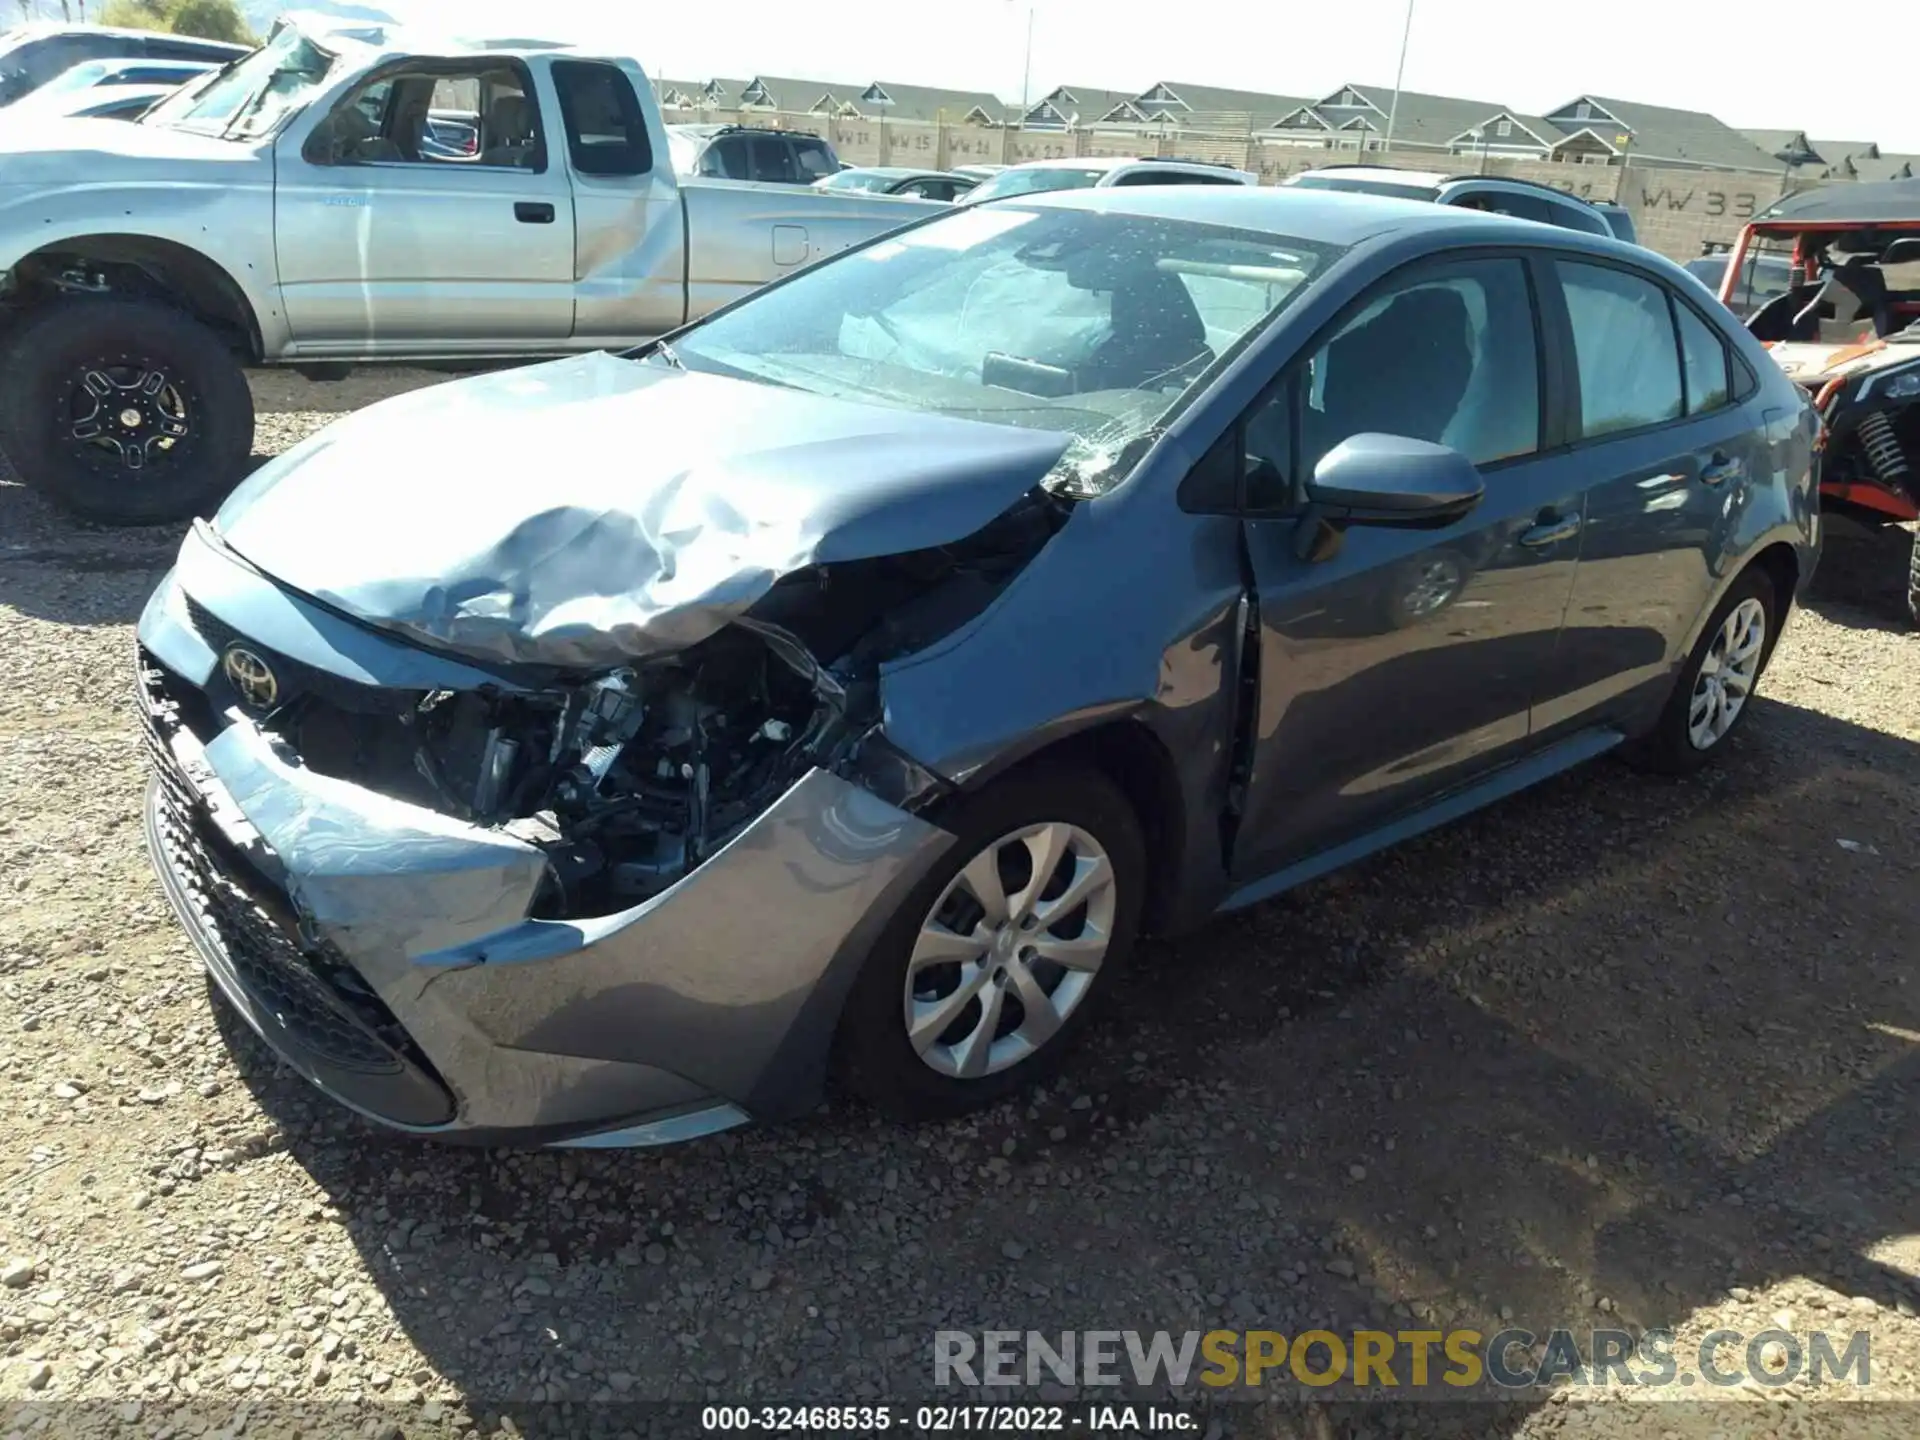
[215,353,1072,670]
[0,117,265,185]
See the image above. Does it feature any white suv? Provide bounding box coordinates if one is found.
[961,155,1257,205]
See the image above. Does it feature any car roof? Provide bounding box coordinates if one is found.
[0,22,247,50]
[1002,155,1228,173]
[840,166,961,179]
[282,12,605,62]
[1301,165,1450,187]
[1020,184,1618,249]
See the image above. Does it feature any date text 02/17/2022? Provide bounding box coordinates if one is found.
[699,1403,1201,1432]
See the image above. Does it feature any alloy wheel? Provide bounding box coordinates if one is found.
[1687,597,1767,750]
[64,360,194,475]
[904,821,1117,1080]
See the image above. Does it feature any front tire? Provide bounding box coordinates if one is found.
[837,766,1145,1121]
[1626,567,1778,775]
[1907,526,1920,629]
[0,298,254,526]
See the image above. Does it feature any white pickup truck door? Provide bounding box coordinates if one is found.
[272,71,575,352]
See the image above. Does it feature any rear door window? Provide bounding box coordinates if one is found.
[1557,261,1685,437]
[1674,300,1733,415]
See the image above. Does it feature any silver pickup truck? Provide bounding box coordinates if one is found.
[0,17,940,523]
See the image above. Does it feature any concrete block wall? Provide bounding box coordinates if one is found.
[673,107,1822,260]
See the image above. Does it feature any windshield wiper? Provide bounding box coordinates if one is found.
[649,339,685,369]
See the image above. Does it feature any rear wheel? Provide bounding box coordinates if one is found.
[1625,567,1778,775]
[837,766,1144,1121]
[0,298,254,525]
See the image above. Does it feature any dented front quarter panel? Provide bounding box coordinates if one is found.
[0,124,286,351]
[879,458,1251,932]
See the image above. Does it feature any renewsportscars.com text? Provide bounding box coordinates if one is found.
[934,1327,1872,1391]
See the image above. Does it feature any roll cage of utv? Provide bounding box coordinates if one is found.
[1725,179,1920,622]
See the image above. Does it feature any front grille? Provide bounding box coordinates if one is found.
[184,596,412,716]
[137,656,422,1077]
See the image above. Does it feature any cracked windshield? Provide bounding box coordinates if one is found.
[669,205,1338,493]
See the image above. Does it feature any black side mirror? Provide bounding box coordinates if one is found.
[1305,433,1484,529]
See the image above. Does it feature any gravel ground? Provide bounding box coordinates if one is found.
[2,370,1919,1439]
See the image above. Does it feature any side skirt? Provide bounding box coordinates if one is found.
[1216,726,1625,915]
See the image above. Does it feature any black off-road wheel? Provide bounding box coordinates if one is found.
[1625,567,1779,776]
[0,298,254,526]
[836,766,1145,1122]
[1907,525,1920,629]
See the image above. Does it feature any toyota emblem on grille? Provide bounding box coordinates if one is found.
[223,646,279,710]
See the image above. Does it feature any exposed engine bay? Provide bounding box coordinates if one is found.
[276,491,1066,918]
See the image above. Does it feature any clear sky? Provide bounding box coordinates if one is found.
[368,0,1920,153]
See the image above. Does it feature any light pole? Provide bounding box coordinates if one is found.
[1019,1,1036,120]
[1383,0,1415,154]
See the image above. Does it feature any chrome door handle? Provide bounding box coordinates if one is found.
[1519,515,1582,548]
[1699,453,1741,485]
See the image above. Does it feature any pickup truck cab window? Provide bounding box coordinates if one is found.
[307,61,545,170]
[551,59,653,177]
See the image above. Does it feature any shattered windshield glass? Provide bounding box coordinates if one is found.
[668,205,1340,496]
[142,27,332,138]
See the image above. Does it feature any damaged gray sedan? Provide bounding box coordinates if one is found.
[137,188,1818,1145]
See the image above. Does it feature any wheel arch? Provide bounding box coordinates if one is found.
[942,716,1191,937]
[1748,539,1801,616]
[8,235,264,361]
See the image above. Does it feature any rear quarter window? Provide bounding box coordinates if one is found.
[551,59,654,177]
[791,138,837,180]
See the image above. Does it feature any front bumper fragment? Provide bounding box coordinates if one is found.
[136,638,954,1147]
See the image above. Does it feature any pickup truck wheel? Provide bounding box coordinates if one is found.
[0,299,254,526]
[835,766,1145,1121]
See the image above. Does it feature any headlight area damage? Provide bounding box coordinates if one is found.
[137,359,1095,1142]
[283,492,1067,921]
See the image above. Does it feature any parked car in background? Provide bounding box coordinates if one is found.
[1286,167,1620,239]
[5,80,180,122]
[0,24,244,107]
[0,56,214,119]
[961,155,1256,204]
[1684,246,1797,318]
[665,122,840,184]
[815,166,979,201]
[953,163,1005,181]
[0,16,939,526]
[1591,200,1637,245]
[134,188,1814,1147]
